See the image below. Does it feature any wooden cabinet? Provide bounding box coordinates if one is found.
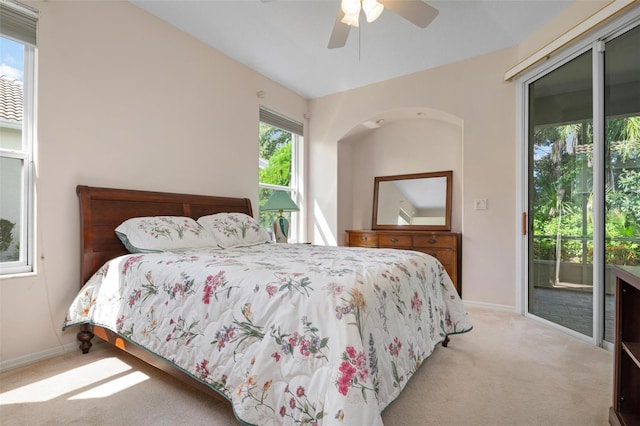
[346,230,462,295]
[610,266,640,426]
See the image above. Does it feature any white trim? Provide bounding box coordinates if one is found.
[259,183,296,192]
[0,42,35,275]
[0,119,21,129]
[515,80,526,316]
[504,0,638,80]
[294,132,306,243]
[592,39,605,347]
[24,43,36,274]
[462,299,516,312]
[0,340,92,373]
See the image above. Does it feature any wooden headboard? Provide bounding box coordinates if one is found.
[76,185,253,287]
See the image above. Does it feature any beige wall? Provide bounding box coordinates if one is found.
[309,49,517,307]
[0,1,307,366]
[345,116,463,232]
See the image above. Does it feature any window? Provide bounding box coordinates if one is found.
[258,107,303,242]
[0,1,37,275]
[520,13,640,345]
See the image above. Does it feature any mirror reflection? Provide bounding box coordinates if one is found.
[377,177,448,225]
[373,171,452,231]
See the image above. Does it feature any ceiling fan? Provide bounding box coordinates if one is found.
[328,0,439,49]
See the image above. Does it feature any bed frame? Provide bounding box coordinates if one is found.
[74,185,253,401]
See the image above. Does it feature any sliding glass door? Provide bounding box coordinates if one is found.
[528,50,594,337]
[603,25,640,342]
[525,21,639,344]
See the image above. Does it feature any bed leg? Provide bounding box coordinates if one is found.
[77,324,94,354]
[442,336,450,347]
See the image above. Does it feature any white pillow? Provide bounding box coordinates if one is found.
[197,212,271,248]
[115,216,216,253]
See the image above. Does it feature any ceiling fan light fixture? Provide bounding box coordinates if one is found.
[329,0,439,50]
[341,11,360,27]
[340,0,361,16]
[362,0,384,23]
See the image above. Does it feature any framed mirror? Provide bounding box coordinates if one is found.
[372,170,452,231]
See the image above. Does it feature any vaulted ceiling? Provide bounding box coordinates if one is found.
[132,0,573,99]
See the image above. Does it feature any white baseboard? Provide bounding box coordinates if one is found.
[0,341,80,373]
[462,299,516,312]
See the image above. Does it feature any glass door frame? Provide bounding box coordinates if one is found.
[515,9,640,348]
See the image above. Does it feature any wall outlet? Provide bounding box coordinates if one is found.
[474,199,488,210]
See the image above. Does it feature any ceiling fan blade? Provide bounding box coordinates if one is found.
[381,0,439,28]
[328,9,350,49]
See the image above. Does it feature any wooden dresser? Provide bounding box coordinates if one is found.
[346,230,462,295]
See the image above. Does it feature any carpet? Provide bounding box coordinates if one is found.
[0,306,612,425]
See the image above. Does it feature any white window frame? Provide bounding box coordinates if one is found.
[0,1,37,276]
[258,108,304,243]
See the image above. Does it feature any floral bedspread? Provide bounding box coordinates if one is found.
[64,243,472,425]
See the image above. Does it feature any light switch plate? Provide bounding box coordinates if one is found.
[474,199,488,210]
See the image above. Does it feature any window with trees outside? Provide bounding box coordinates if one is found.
[258,107,303,242]
[0,1,37,275]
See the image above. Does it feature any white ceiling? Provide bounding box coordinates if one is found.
[131,0,573,99]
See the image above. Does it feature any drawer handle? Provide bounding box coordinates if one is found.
[428,238,437,244]
[390,238,398,243]
[360,236,368,241]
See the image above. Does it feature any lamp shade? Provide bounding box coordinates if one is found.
[262,191,299,213]
[262,191,299,243]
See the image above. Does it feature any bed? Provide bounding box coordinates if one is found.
[64,185,472,425]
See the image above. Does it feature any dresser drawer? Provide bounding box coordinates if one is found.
[347,231,378,247]
[413,234,456,249]
[378,233,412,248]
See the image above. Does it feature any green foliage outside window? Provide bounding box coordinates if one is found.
[260,143,292,187]
[532,117,640,266]
[259,123,294,230]
[0,218,17,261]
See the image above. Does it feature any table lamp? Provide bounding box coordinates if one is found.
[262,191,299,243]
